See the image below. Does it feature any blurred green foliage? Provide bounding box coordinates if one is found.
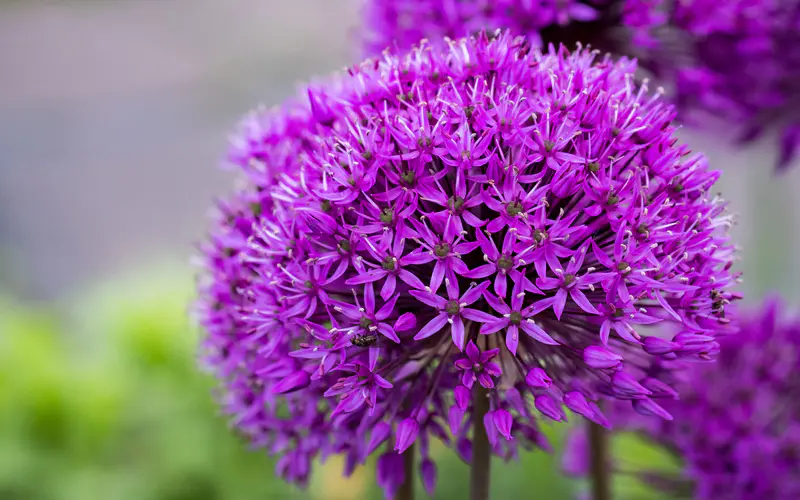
[0,264,674,499]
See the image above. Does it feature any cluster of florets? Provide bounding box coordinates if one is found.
[362,0,800,168]
[196,31,739,497]
[563,298,800,499]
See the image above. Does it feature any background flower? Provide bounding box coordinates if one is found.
[563,297,800,499]
[361,0,800,169]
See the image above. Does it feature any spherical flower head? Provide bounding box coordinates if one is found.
[197,31,740,496]
[564,297,800,499]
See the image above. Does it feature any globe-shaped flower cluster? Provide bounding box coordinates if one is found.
[563,298,800,500]
[196,32,739,496]
[362,0,800,168]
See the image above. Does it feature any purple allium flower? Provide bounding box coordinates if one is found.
[563,297,800,499]
[361,0,621,56]
[197,31,740,496]
[362,0,800,169]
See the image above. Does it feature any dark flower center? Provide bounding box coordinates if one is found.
[445,300,461,315]
[617,261,631,273]
[448,196,465,212]
[401,170,416,185]
[320,199,332,212]
[417,137,432,148]
[381,256,396,271]
[337,239,351,254]
[223,247,236,257]
[380,207,394,224]
[563,274,577,287]
[497,255,514,270]
[506,200,524,216]
[543,140,555,153]
[472,362,483,373]
[250,202,262,217]
[587,161,600,173]
[362,151,373,161]
[509,311,523,325]
[533,229,547,244]
[434,243,451,258]
[612,308,625,318]
[606,191,620,205]
[347,177,357,186]
[304,280,314,289]
[359,316,373,329]
[636,224,650,238]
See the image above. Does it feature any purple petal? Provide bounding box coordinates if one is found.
[611,372,652,399]
[420,459,437,496]
[461,308,497,323]
[563,391,595,420]
[454,385,470,410]
[393,312,417,331]
[414,313,448,340]
[461,281,491,304]
[553,288,568,319]
[642,336,679,355]
[525,367,553,389]
[484,410,499,447]
[345,269,385,285]
[409,289,448,308]
[480,318,508,335]
[632,398,673,420]
[535,394,566,422]
[478,373,495,389]
[465,340,480,362]
[431,260,446,293]
[492,408,513,440]
[519,320,558,345]
[451,316,466,350]
[398,269,426,290]
[367,422,391,455]
[376,294,401,320]
[506,324,519,355]
[449,406,464,435]
[394,418,419,453]
[483,291,511,314]
[271,370,310,394]
[464,264,496,279]
[583,345,623,369]
[570,289,600,315]
[377,323,401,343]
[364,282,376,314]
[483,361,502,377]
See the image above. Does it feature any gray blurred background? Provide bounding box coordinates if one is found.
[0,0,798,304]
[0,0,360,301]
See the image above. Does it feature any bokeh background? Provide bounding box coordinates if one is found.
[1,1,798,499]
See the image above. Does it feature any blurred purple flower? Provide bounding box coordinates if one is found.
[362,0,800,169]
[565,297,800,499]
[196,32,740,496]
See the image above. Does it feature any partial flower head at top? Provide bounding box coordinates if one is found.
[196,31,740,497]
[362,0,800,169]
[563,297,800,500]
